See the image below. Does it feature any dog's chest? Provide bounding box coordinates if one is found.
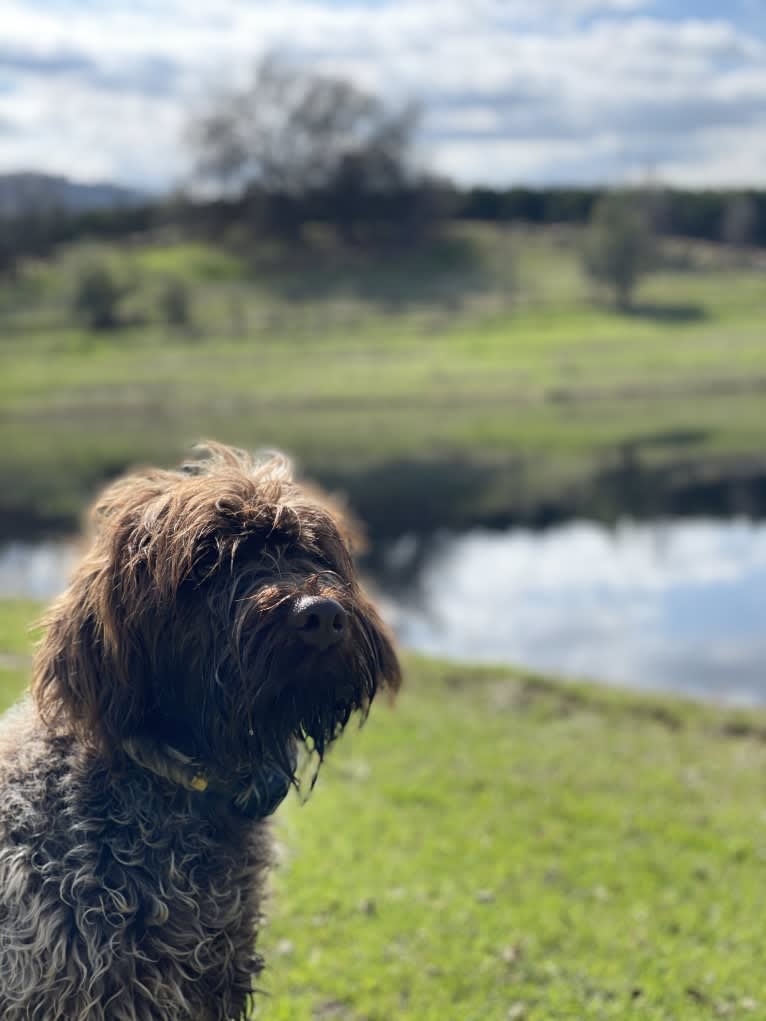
[0,736,270,1021]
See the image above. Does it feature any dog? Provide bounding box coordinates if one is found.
[0,443,400,1020]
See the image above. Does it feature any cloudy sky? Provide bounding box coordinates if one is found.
[0,0,764,191]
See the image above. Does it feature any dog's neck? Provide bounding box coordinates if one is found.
[121,734,292,819]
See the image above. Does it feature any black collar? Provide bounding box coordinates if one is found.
[122,735,293,820]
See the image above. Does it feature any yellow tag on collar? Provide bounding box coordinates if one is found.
[190,774,209,792]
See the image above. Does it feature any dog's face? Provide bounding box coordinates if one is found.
[33,444,400,787]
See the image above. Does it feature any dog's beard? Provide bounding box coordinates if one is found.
[197,604,386,793]
[239,618,383,785]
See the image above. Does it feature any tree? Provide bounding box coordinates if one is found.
[190,56,418,195]
[188,56,421,241]
[721,193,758,247]
[583,192,653,308]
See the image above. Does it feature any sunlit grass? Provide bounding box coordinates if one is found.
[2,600,766,1019]
[1,224,765,531]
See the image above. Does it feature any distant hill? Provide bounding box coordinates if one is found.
[0,172,147,216]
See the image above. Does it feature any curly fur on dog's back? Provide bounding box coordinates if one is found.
[0,443,400,1021]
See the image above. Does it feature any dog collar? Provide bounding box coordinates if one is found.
[122,736,292,819]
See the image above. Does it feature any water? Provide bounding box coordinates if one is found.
[2,520,765,705]
[380,519,766,705]
[0,540,79,601]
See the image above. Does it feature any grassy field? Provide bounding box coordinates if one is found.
[3,598,766,1019]
[2,224,765,534]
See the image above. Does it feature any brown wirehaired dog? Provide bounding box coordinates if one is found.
[0,443,400,1021]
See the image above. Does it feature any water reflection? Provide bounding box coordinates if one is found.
[381,520,766,705]
[0,540,78,600]
[2,521,765,704]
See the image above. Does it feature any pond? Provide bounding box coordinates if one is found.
[2,519,765,705]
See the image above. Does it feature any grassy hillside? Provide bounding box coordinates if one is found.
[2,599,766,1019]
[2,225,765,533]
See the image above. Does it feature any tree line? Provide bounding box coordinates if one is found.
[171,184,766,247]
[458,187,765,246]
[2,183,763,270]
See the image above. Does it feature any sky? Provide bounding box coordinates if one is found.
[0,0,764,192]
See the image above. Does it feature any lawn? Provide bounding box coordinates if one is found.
[1,225,765,534]
[2,599,766,1019]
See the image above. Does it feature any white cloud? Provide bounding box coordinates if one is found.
[0,78,187,188]
[659,121,766,188]
[0,1,763,187]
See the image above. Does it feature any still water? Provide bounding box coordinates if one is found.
[381,519,766,705]
[2,520,765,705]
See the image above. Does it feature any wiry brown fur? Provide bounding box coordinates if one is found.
[0,443,400,1020]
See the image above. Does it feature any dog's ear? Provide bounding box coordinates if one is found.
[31,470,175,752]
[32,551,149,753]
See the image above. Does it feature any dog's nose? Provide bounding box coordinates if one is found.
[289,596,347,650]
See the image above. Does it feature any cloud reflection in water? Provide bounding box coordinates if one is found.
[385,520,766,705]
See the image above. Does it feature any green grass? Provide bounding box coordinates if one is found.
[2,224,765,532]
[0,599,39,711]
[3,598,766,1019]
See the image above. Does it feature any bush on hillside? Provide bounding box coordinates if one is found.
[72,264,129,330]
[159,278,192,329]
[583,192,654,308]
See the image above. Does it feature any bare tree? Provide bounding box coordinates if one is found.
[190,55,418,199]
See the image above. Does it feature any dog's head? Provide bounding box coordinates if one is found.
[33,443,401,800]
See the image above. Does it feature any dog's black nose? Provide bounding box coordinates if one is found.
[289,596,347,650]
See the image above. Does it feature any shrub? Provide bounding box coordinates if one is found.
[72,264,126,330]
[583,192,654,308]
[159,278,192,328]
